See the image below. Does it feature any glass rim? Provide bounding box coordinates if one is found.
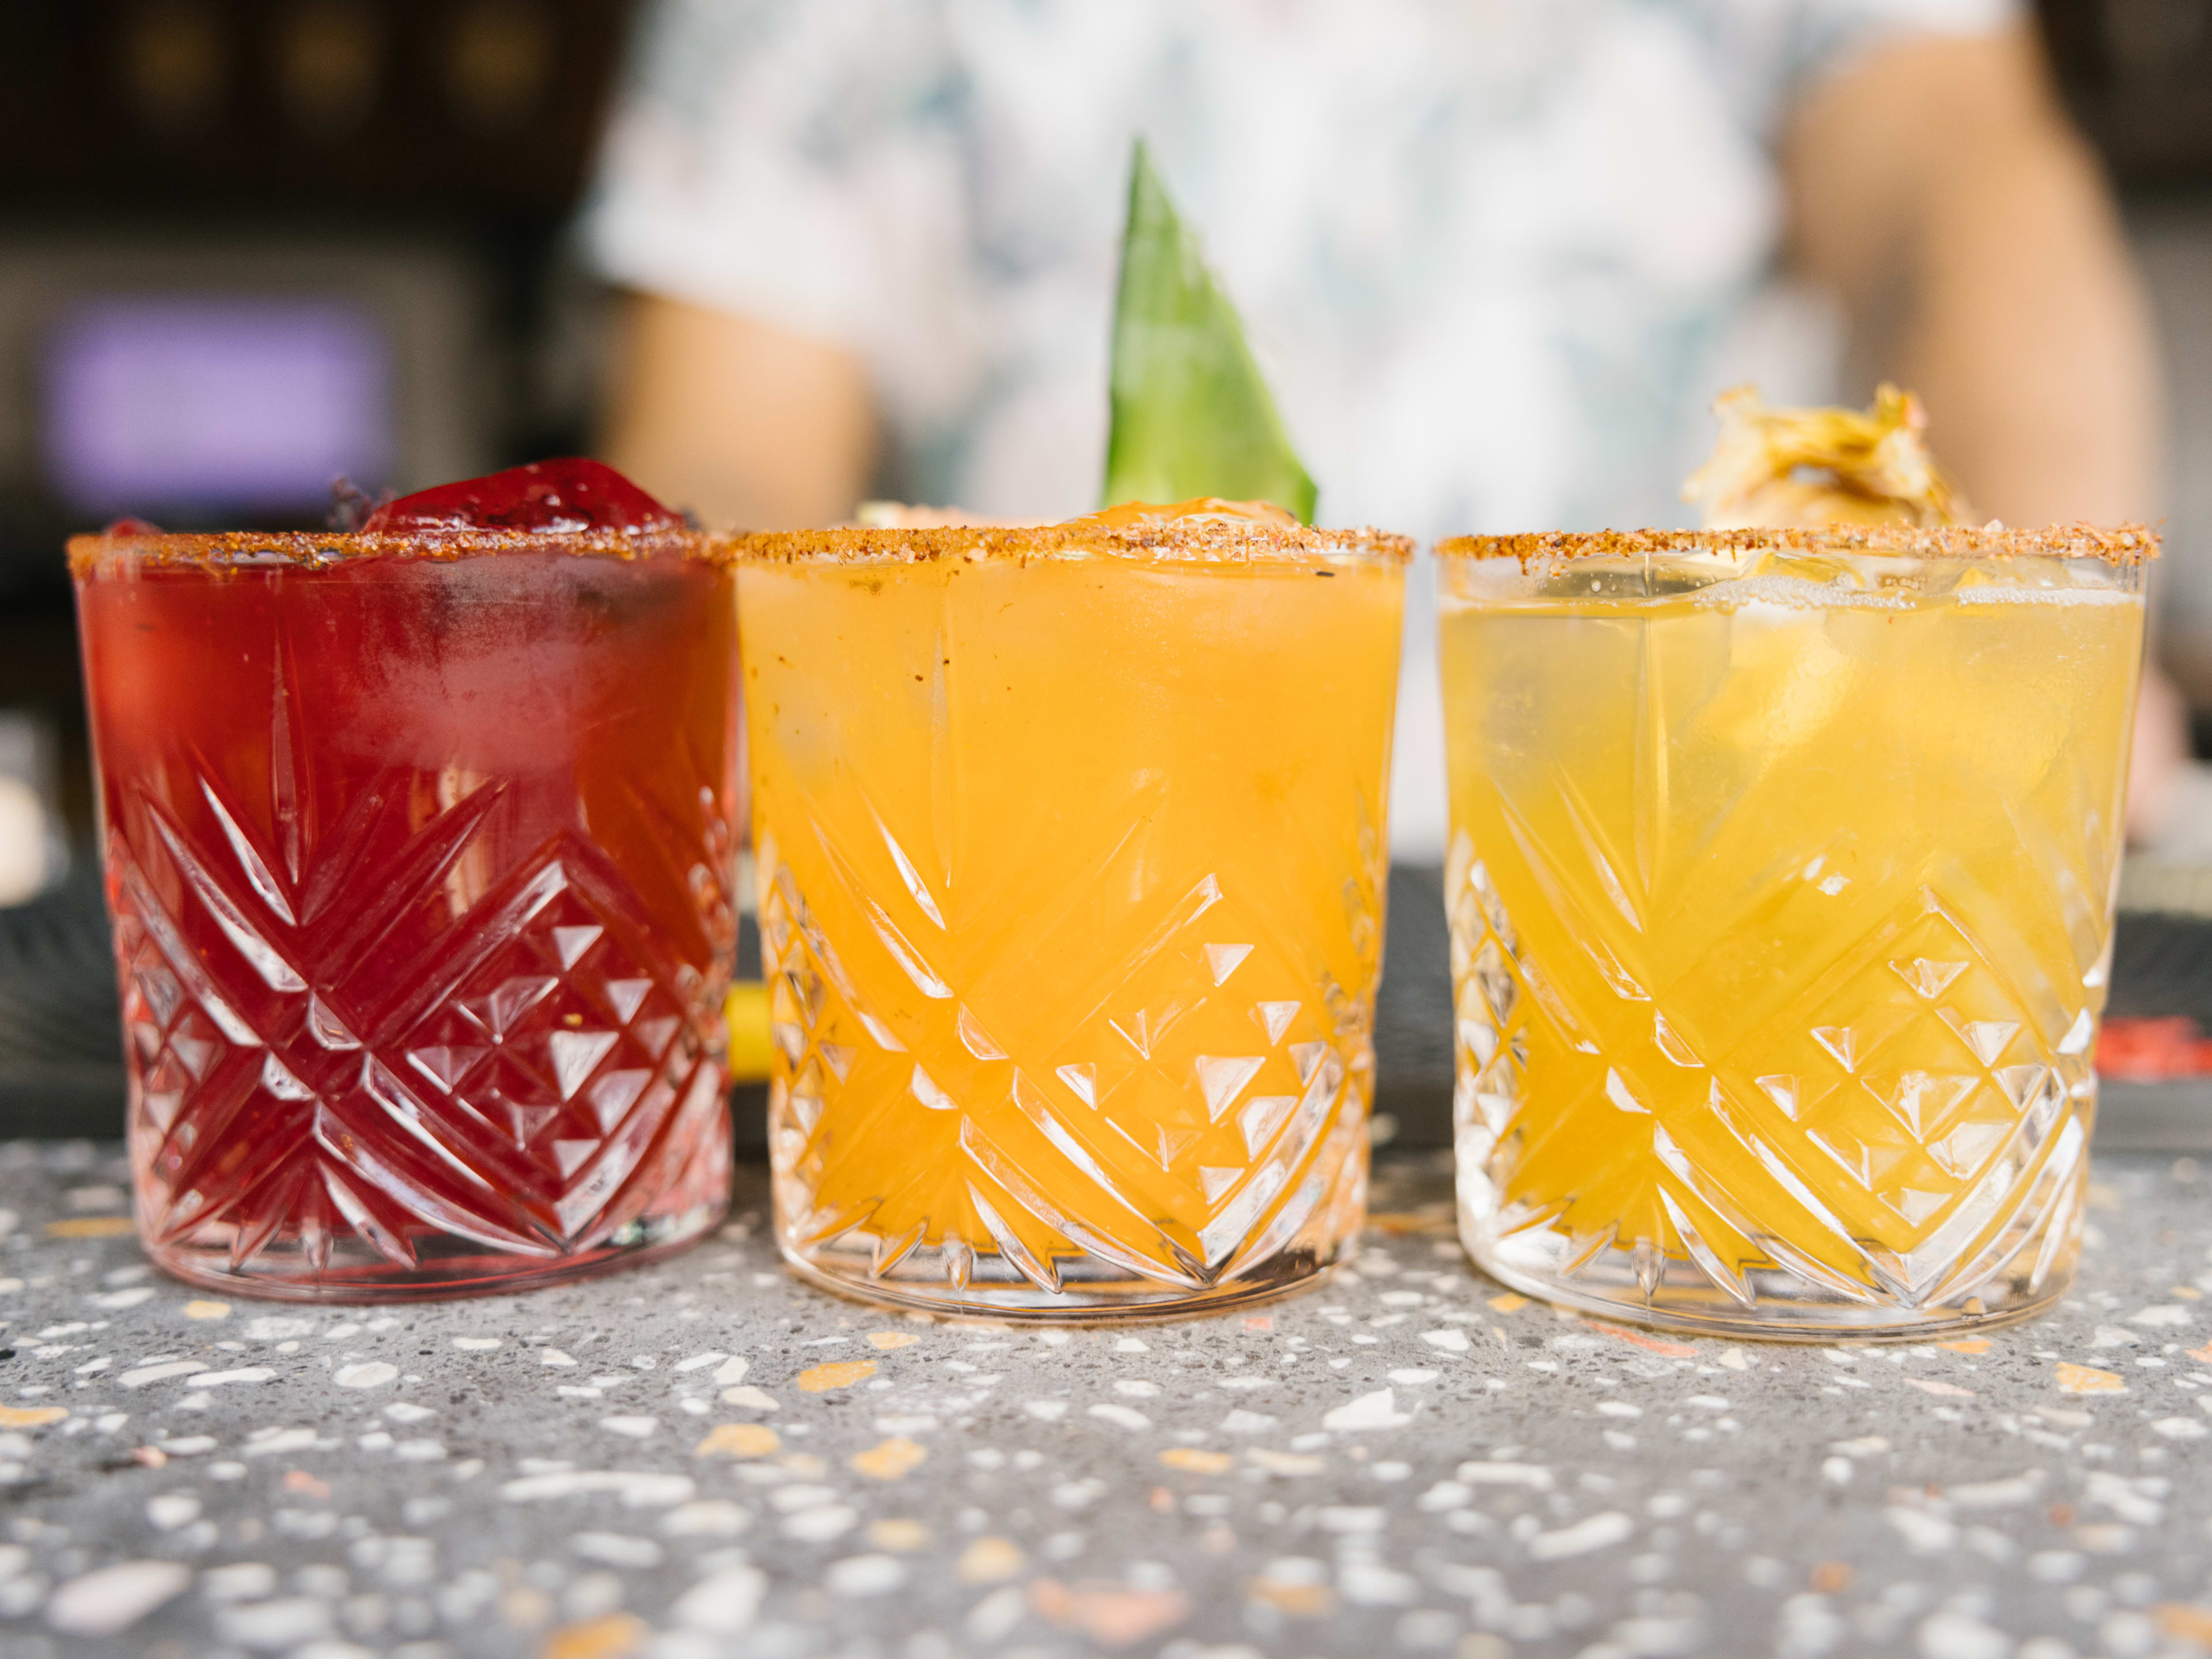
[726,520,1414,568]
[1437,522,2160,567]
[65,527,733,577]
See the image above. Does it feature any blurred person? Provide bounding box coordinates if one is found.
[579,1,2169,856]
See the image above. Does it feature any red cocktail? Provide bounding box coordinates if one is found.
[71,463,738,1298]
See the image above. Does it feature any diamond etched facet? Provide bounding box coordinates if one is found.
[1205,943,1254,985]
[1195,1055,1266,1122]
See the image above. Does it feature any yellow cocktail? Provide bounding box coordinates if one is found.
[1440,525,2153,1337]
[737,505,1407,1317]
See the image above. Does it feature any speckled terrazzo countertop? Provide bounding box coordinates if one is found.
[2,1146,2211,1659]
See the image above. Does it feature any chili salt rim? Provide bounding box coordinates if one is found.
[1437,522,2160,567]
[725,518,1414,567]
[65,525,732,577]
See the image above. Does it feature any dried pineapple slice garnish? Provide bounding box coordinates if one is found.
[1682,383,1967,530]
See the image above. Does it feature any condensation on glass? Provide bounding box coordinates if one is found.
[735,518,1407,1319]
[71,529,740,1299]
[1437,526,2154,1339]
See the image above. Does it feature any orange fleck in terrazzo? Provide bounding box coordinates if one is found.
[2056,1362,2126,1394]
[795,1360,877,1392]
[2157,1605,2212,1645]
[1590,1323,1696,1359]
[850,1437,928,1480]
[868,1519,931,1551]
[1160,1448,1234,1475]
[1248,1574,1335,1617]
[43,1217,134,1238]
[956,1537,1024,1584]
[694,1423,779,1459]
[1030,1580,1191,1647]
[541,1613,648,1659]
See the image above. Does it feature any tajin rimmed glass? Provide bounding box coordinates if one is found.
[736,514,1408,1320]
[1436,522,2155,1339]
[71,526,740,1300]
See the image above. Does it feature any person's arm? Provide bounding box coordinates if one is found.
[1782,20,2183,836]
[598,291,878,531]
[1780,20,2159,529]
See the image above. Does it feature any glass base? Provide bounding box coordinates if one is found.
[1459,1135,2085,1343]
[1462,1235,2073,1343]
[145,1192,729,1302]
[774,1235,1343,1323]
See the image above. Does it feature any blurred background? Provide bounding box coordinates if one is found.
[0,0,2208,1139]
[0,0,632,1131]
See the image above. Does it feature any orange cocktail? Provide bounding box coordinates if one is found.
[738,504,1406,1317]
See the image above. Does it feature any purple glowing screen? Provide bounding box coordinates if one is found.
[43,297,393,514]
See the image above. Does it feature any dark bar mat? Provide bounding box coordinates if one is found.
[1373,863,1455,1145]
[0,862,133,1138]
[2105,910,2212,1020]
[2075,910,2212,1154]
[2094,1082,2212,1153]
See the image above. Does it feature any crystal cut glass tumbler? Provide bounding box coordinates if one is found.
[736,515,1407,1319]
[1437,525,2154,1339]
[71,527,740,1298]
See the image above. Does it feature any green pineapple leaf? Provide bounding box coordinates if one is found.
[1101,140,1318,522]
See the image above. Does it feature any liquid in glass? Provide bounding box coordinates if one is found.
[739,511,1406,1317]
[1440,529,2150,1337]
[73,514,739,1298]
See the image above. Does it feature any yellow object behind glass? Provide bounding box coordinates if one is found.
[724,981,774,1084]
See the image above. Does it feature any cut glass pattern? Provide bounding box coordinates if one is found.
[761,793,1383,1319]
[1450,828,2094,1338]
[112,751,732,1298]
